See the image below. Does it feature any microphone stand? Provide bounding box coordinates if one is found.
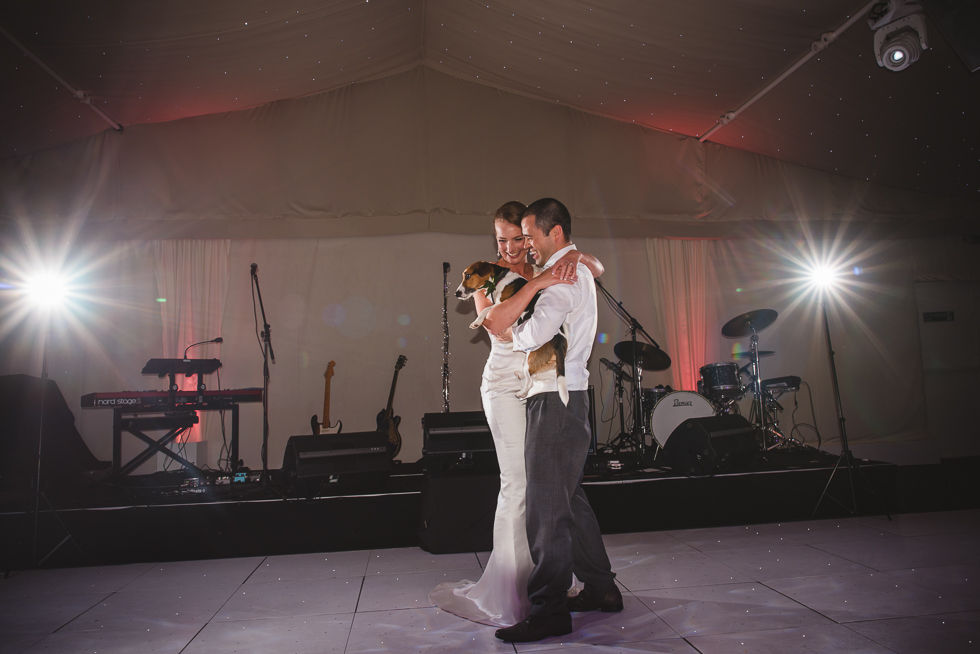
[600,359,631,455]
[595,280,662,460]
[441,262,451,413]
[251,266,275,485]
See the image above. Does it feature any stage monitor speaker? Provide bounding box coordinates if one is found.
[422,411,494,455]
[0,374,108,488]
[281,431,390,493]
[663,415,758,476]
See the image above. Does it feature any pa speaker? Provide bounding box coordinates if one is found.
[422,411,494,455]
[418,474,499,553]
[281,431,390,493]
[663,414,758,476]
[0,374,108,488]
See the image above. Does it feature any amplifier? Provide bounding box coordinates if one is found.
[663,414,758,476]
[281,431,390,490]
[422,411,495,455]
[422,386,598,463]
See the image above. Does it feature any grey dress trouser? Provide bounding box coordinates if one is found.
[524,390,616,617]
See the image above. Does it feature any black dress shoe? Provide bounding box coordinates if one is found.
[494,612,573,643]
[567,585,624,612]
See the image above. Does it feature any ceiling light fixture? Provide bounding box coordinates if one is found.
[868,0,930,72]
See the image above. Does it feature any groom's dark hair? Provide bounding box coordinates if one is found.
[524,198,571,241]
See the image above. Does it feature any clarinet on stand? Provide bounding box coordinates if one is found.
[441,262,451,413]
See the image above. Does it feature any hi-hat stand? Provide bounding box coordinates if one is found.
[721,309,786,449]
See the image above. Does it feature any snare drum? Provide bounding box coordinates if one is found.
[699,362,742,402]
[650,391,715,448]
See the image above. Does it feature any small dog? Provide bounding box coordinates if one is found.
[455,261,569,405]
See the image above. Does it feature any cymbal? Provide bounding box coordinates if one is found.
[614,341,671,371]
[733,350,775,360]
[721,309,778,338]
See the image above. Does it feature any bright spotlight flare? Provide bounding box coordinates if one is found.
[868,0,929,72]
[23,271,70,308]
[808,264,842,290]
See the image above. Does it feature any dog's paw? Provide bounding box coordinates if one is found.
[470,307,492,330]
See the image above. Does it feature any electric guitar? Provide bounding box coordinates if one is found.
[376,355,406,458]
[310,361,342,436]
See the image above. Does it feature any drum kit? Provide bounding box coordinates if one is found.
[605,308,801,465]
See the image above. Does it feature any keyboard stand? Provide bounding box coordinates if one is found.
[111,402,241,478]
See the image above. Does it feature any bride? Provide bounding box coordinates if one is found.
[429,200,603,626]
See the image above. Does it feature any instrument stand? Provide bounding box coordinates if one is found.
[441,262,451,413]
[595,280,670,465]
[743,326,788,450]
[755,389,802,448]
[604,365,637,457]
[812,303,891,520]
[251,266,276,485]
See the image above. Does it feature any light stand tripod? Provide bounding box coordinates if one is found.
[31,322,83,567]
[811,302,891,519]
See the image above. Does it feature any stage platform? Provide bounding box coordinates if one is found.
[1,446,913,570]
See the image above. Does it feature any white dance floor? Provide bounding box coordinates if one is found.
[2,509,978,653]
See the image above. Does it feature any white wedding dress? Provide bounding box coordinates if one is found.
[428,334,533,626]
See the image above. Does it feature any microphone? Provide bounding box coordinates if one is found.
[250,263,258,275]
[184,337,223,359]
[599,357,632,382]
[443,262,450,273]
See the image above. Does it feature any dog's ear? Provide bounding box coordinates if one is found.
[489,262,509,278]
[473,261,496,277]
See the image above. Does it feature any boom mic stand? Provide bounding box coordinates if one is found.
[811,302,891,520]
[595,280,669,461]
[250,264,275,485]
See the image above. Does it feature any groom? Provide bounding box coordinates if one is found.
[495,198,622,643]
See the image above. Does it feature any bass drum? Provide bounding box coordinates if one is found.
[651,391,715,448]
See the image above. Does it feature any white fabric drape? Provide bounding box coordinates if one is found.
[150,239,231,444]
[3,67,973,244]
[647,238,719,391]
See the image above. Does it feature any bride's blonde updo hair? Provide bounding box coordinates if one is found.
[493,201,527,258]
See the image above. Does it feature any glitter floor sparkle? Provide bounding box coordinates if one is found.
[1,509,977,653]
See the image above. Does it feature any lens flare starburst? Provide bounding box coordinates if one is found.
[0,221,130,375]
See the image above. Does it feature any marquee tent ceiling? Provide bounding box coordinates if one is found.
[1,0,977,201]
